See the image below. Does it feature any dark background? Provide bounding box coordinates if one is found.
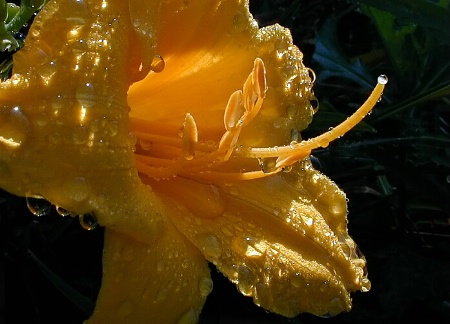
[1,1,449,323]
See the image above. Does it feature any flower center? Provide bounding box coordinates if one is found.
[130,58,387,182]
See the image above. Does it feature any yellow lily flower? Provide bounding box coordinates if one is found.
[0,0,386,323]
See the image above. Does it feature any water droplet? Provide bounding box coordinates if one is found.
[361,277,371,292]
[150,55,165,73]
[221,225,234,237]
[108,120,119,136]
[301,214,314,226]
[177,308,198,324]
[64,176,89,202]
[377,74,388,85]
[199,277,213,297]
[291,272,304,288]
[156,260,166,272]
[26,195,52,217]
[52,94,65,110]
[254,282,273,308]
[79,213,97,230]
[232,11,246,32]
[181,259,189,269]
[76,82,96,108]
[197,234,221,260]
[237,265,255,296]
[72,126,88,144]
[446,175,450,183]
[154,288,168,303]
[310,98,319,110]
[319,281,329,292]
[258,157,278,173]
[38,61,57,86]
[0,106,30,149]
[56,206,71,217]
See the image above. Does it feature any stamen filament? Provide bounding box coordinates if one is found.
[235,77,387,168]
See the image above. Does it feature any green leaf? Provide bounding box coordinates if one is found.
[312,14,375,89]
[356,0,450,44]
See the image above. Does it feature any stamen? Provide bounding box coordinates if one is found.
[252,57,267,99]
[236,76,388,169]
[135,59,383,183]
[224,90,244,131]
[182,113,198,160]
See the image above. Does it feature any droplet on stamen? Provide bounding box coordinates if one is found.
[259,157,278,174]
[377,74,388,85]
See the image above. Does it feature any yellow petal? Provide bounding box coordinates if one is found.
[143,159,369,317]
[0,0,168,244]
[88,223,210,324]
[128,0,315,149]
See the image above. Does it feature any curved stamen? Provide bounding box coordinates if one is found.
[235,76,388,169]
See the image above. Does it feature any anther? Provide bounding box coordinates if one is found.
[252,57,267,99]
[182,113,198,160]
[238,76,388,168]
[224,90,244,131]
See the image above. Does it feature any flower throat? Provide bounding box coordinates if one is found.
[131,58,387,182]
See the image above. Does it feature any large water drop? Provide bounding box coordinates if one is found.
[0,106,30,149]
[79,212,98,230]
[26,195,52,217]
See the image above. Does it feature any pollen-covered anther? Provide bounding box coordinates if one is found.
[224,90,244,131]
[252,57,267,99]
[181,113,198,160]
[217,58,267,160]
[242,57,267,124]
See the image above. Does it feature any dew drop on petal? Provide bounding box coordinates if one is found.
[177,308,198,324]
[197,234,222,260]
[150,55,165,73]
[79,213,97,230]
[254,282,273,308]
[0,106,30,149]
[76,82,96,108]
[291,272,304,288]
[181,258,189,269]
[56,206,71,217]
[64,176,89,202]
[237,265,255,296]
[198,277,213,297]
[26,195,52,217]
[154,287,168,303]
[156,260,166,272]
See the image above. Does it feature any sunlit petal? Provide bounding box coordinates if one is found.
[143,159,369,317]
